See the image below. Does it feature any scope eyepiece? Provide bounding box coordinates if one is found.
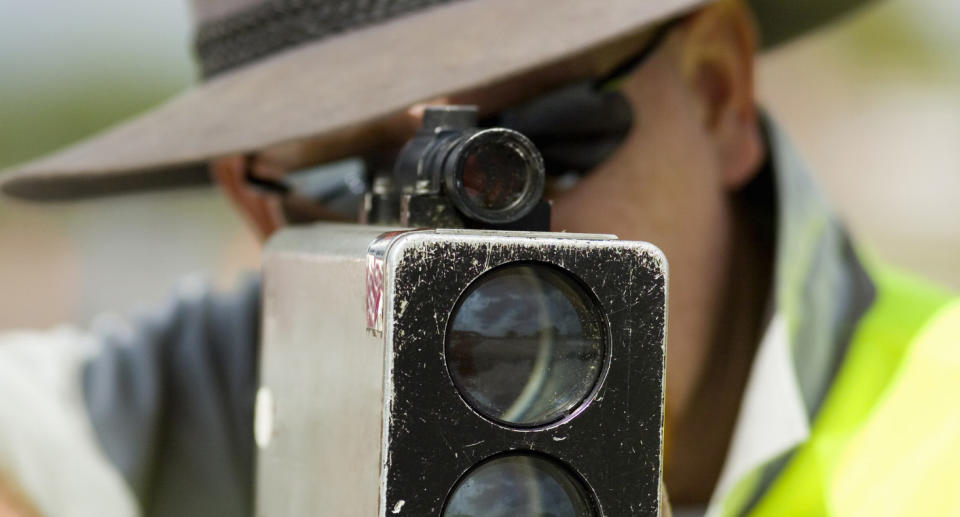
[390,106,546,228]
[443,127,545,225]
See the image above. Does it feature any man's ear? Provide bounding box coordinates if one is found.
[679,0,763,190]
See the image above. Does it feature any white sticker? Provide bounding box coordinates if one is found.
[254,386,275,449]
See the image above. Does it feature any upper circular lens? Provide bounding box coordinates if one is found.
[446,264,605,427]
[443,454,596,517]
[460,139,530,211]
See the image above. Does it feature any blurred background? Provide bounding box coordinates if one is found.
[0,0,958,329]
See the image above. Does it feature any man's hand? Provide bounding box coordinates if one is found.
[0,472,40,517]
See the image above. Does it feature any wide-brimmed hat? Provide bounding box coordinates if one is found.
[1,0,872,201]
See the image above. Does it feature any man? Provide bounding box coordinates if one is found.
[1,0,958,516]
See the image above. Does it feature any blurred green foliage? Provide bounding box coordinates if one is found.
[0,73,191,170]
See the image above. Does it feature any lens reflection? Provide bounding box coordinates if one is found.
[461,140,530,211]
[446,264,604,427]
[443,454,595,517]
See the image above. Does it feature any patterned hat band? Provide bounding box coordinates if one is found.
[196,0,466,77]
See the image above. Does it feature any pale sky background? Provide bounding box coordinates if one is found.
[0,0,957,328]
[758,0,960,291]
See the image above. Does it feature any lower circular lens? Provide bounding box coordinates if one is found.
[446,264,605,427]
[443,454,595,517]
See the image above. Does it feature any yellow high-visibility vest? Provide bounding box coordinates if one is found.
[742,264,960,516]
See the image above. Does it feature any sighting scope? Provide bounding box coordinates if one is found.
[366,106,550,230]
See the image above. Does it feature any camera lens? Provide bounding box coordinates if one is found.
[445,129,544,225]
[442,454,595,517]
[446,264,605,427]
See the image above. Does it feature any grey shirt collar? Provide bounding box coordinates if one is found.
[704,116,875,516]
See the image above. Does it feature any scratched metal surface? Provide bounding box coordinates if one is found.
[382,230,668,516]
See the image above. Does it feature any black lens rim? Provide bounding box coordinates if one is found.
[444,128,545,225]
[444,261,611,430]
[441,450,600,517]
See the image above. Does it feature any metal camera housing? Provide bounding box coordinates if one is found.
[255,224,667,516]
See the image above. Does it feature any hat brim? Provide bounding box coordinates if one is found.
[0,0,871,201]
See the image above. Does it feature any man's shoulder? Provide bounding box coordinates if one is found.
[81,273,261,509]
[0,274,262,516]
[826,283,960,516]
[87,274,261,350]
